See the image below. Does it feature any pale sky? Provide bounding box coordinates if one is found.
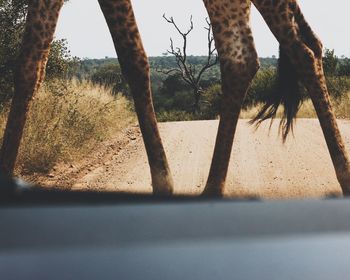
[55,0,350,58]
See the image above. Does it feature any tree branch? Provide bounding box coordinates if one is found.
[161,15,218,111]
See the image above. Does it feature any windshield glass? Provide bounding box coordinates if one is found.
[1,0,349,200]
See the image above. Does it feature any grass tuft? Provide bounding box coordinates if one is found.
[0,79,135,174]
[241,92,350,120]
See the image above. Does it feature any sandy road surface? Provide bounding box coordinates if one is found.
[65,119,350,199]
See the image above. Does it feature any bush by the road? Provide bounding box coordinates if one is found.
[0,80,135,175]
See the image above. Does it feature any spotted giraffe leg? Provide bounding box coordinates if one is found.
[98,0,174,196]
[253,0,350,195]
[0,0,64,177]
[202,0,260,196]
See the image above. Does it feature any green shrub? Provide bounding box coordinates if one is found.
[157,110,197,122]
[326,76,350,99]
[90,63,128,95]
[200,84,222,119]
[244,68,277,108]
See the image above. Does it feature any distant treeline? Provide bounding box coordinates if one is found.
[75,55,279,79]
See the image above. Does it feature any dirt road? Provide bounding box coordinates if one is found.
[50,119,350,199]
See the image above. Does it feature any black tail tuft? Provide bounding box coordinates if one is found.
[250,46,304,141]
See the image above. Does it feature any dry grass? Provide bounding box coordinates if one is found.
[0,80,135,174]
[241,92,350,120]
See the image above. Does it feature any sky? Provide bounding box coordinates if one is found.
[55,0,350,59]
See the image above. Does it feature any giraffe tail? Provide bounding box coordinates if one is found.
[250,45,304,141]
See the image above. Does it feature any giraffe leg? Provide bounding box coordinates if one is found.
[253,0,350,195]
[98,0,174,196]
[0,1,64,177]
[202,0,259,197]
[289,0,323,58]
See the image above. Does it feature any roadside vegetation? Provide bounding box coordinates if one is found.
[241,92,350,120]
[0,80,134,175]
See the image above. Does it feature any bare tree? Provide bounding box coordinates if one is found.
[160,15,218,112]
